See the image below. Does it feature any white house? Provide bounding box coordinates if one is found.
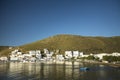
[81,54,89,57]
[29,50,36,56]
[10,57,18,61]
[79,52,89,57]
[10,49,23,61]
[11,49,18,53]
[111,52,120,56]
[0,57,8,61]
[46,52,53,60]
[73,51,79,58]
[29,50,41,58]
[79,52,84,56]
[36,53,41,59]
[65,51,72,59]
[44,49,49,54]
[56,54,64,61]
[23,54,30,57]
[29,57,36,62]
[94,53,108,60]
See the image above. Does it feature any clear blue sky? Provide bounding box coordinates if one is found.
[0,0,120,46]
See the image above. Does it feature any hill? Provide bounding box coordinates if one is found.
[0,46,15,56]
[0,34,120,56]
[19,34,120,54]
[0,46,10,52]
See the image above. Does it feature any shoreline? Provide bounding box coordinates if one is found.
[0,60,120,68]
[98,62,120,68]
[82,61,120,68]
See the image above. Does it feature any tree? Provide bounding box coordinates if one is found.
[86,56,95,60]
[103,56,120,62]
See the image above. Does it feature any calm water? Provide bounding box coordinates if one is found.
[0,62,120,80]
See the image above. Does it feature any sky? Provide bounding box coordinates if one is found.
[0,0,120,46]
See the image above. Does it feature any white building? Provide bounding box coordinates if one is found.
[111,52,120,56]
[81,54,89,57]
[23,54,31,57]
[79,52,84,56]
[78,52,89,58]
[10,57,18,61]
[36,53,41,59]
[94,53,108,60]
[0,57,8,61]
[29,50,36,56]
[65,51,72,59]
[29,50,41,59]
[30,57,36,62]
[11,49,18,54]
[56,55,64,61]
[10,49,23,61]
[46,51,54,60]
[94,53,120,60]
[44,49,49,54]
[73,51,79,58]
[65,51,81,59]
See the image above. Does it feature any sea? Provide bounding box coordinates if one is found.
[0,61,120,80]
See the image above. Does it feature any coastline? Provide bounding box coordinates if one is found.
[0,60,120,68]
[97,62,120,68]
[81,61,120,68]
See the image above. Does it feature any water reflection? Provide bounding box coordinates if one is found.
[0,62,120,80]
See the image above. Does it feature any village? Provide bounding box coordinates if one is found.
[0,48,120,64]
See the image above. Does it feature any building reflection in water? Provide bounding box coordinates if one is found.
[0,62,87,80]
[0,62,119,80]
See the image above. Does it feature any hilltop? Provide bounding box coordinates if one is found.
[19,34,120,54]
[0,34,120,56]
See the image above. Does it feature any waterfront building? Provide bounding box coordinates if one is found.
[36,53,41,59]
[10,57,18,61]
[79,52,84,56]
[73,51,79,59]
[46,51,53,60]
[81,54,89,57]
[29,50,41,54]
[0,57,8,61]
[29,50,36,56]
[65,51,82,59]
[10,49,23,61]
[8,48,120,62]
[56,54,64,61]
[30,57,36,62]
[94,53,108,60]
[44,48,49,54]
[65,51,72,59]
[111,52,120,56]
[11,49,19,54]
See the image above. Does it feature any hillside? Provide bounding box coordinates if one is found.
[0,34,120,56]
[0,46,14,56]
[19,34,120,54]
[0,46,10,52]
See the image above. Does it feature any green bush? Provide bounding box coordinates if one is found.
[103,56,120,62]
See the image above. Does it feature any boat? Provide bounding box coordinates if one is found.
[80,67,90,71]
